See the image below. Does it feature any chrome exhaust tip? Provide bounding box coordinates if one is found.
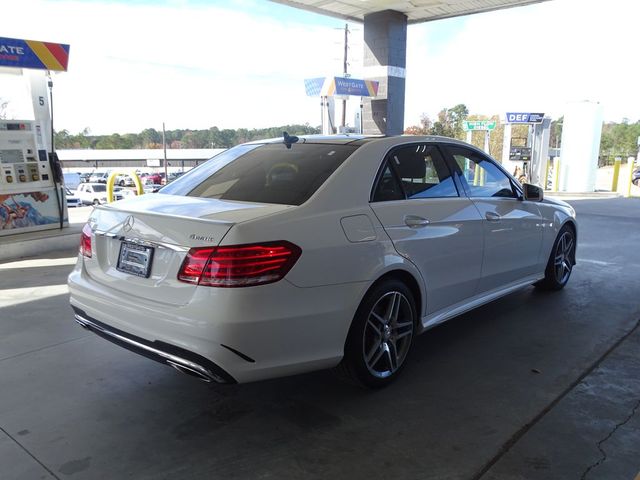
[75,318,90,329]
[166,360,213,383]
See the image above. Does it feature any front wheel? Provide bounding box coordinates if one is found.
[340,279,416,388]
[92,199,100,206]
[535,225,575,291]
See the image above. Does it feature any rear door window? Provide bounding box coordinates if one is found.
[162,143,359,206]
[371,143,458,201]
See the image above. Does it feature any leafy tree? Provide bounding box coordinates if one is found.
[52,124,319,150]
[598,120,640,165]
[404,104,468,140]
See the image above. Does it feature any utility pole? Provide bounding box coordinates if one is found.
[162,122,168,182]
[341,23,349,129]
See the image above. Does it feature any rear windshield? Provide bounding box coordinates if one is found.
[161,143,359,205]
[92,185,106,192]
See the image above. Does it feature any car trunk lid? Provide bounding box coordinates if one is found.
[83,194,292,305]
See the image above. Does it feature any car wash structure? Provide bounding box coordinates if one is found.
[0,36,70,236]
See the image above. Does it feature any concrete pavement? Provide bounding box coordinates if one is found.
[0,198,638,479]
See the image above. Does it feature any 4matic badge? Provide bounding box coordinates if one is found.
[190,233,215,242]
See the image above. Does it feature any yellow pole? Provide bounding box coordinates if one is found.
[473,165,481,186]
[107,172,118,203]
[625,157,635,198]
[611,158,621,192]
[544,160,551,191]
[553,158,561,192]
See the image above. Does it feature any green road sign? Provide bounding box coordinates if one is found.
[463,120,497,131]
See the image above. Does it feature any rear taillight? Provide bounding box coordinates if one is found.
[80,223,93,258]
[178,241,301,288]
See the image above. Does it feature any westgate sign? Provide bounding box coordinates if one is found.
[0,37,70,71]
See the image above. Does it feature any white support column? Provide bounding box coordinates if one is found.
[25,69,52,154]
[501,123,512,164]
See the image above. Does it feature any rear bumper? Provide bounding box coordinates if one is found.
[68,262,369,383]
[72,306,236,384]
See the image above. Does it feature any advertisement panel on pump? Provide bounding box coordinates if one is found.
[0,120,66,236]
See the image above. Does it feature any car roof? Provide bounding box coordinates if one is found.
[245,134,377,146]
[245,134,479,148]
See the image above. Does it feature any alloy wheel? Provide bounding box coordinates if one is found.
[363,291,414,378]
[554,231,574,284]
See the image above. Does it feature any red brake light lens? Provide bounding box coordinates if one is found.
[177,241,301,288]
[80,223,93,258]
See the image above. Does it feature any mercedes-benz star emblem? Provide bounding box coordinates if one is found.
[122,215,135,233]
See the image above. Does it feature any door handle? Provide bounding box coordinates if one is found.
[404,215,430,228]
[485,211,501,222]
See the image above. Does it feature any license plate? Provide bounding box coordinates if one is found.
[117,242,154,278]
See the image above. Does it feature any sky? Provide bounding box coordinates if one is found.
[1,0,638,135]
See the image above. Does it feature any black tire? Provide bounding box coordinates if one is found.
[534,225,575,291]
[339,278,417,388]
[119,180,125,187]
[93,199,100,206]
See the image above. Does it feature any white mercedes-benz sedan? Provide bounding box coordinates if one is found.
[68,135,577,387]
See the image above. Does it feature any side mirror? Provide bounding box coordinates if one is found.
[522,183,544,202]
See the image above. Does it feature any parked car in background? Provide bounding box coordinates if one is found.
[116,174,136,187]
[167,171,185,183]
[75,183,108,205]
[79,173,92,183]
[69,135,578,388]
[143,184,163,194]
[63,172,81,190]
[89,171,110,183]
[141,172,164,185]
[113,187,138,201]
[64,187,81,208]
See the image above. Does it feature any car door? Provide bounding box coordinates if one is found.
[442,145,544,293]
[369,143,484,315]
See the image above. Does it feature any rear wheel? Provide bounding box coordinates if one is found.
[93,199,100,206]
[119,180,125,187]
[535,225,575,291]
[340,279,416,388]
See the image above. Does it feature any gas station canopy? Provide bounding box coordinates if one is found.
[270,0,549,23]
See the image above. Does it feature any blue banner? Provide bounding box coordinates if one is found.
[304,77,325,97]
[333,77,376,96]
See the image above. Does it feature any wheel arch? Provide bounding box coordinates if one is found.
[364,268,424,322]
[560,219,578,264]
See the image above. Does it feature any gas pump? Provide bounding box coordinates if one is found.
[501,112,551,187]
[0,36,70,236]
[0,119,65,234]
